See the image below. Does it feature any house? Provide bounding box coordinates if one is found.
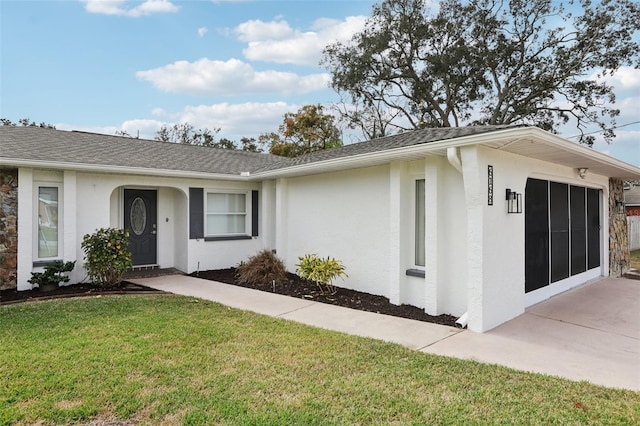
[624,185,640,217]
[624,185,640,251]
[2,125,639,332]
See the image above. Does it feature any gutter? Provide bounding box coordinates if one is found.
[447,146,467,328]
[0,158,250,181]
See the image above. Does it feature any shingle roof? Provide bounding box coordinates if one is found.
[0,126,286,175]
[1,124,523,176]
[252,125,517,172]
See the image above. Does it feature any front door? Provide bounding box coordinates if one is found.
[124,189,157,266]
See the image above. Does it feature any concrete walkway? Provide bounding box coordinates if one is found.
[128,275,640,391]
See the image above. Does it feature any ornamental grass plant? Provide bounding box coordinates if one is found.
[235,249,288,287]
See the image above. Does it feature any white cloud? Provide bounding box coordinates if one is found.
[56,101,302,141]
[603,67,640,92]
[136,58,330,96]
[82,0,179,17]
[177,101,295,139]
[55,119,164,139]
[593,129,640,166]
[234,19,294,42]
[197,27,208,38]
[120,119,166,137]
[237,15,368,66]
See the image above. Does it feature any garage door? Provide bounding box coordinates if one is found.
[525,178,600,295]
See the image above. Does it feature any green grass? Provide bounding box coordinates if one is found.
[631,249,640,270]
[1,295,638,425]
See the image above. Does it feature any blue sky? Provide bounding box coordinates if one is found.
[1,0,638,166]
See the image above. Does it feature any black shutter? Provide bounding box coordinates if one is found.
[251,190,259,237]
[189,188,204,239]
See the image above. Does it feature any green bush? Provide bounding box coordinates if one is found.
[81,228,132,287]
[28,260,76,290]
[236,250,288,287]
[296,254,347,295]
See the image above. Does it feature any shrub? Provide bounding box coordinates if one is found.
[28,260,76,290]
[296,254,347,295]
[236,250,288,287]
[81,228,132,287]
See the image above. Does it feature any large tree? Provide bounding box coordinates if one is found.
[260,104,343,157]
[322,0,639,144]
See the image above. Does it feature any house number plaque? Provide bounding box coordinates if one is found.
[488,165,494,206]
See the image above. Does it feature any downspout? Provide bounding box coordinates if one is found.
[447,146,463,174]
[447,146,468,328]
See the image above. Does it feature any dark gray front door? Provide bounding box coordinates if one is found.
[124,189,157,266]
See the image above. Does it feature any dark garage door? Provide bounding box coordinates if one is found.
[525,178,600,293]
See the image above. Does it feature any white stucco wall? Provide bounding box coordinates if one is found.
[280,165,392,297]
[277,145,610,333]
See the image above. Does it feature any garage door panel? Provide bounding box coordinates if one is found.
[525,178,550,292]
[525,179,601,295]
[571,186,587,275]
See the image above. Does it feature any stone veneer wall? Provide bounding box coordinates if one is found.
[609,178,629,277]
[0,168,18,290]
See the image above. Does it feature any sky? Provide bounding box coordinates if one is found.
[1,0,639,166]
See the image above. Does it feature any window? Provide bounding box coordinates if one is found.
[206,193,247,236]
[415,179,425,267]
[37,186,60,259]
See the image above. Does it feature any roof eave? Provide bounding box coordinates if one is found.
[1,158,249,181]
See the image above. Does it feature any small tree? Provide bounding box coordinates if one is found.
[28,260,76,291]
[296,254,347,295]
[81,228,133,287]
[259,104,343,157]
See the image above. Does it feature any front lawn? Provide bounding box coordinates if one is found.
[1,295,638,425]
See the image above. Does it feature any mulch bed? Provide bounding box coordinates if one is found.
[0,282,164,305]
[192,268,458,327]
[2,269,458,327]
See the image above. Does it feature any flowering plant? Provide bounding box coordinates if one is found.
[81,228,132,287]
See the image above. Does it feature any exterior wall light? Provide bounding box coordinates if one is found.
[615,200,626,216]
[506,188,522,214]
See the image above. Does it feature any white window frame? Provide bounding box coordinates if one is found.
[33,182,63,261]
[205,190,250,237]
[414,179,426,268]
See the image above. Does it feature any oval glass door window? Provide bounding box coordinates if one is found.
[130,197,147,235]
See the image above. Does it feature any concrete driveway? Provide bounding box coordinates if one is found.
[134,275,639,391]
[423,277,640,390]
